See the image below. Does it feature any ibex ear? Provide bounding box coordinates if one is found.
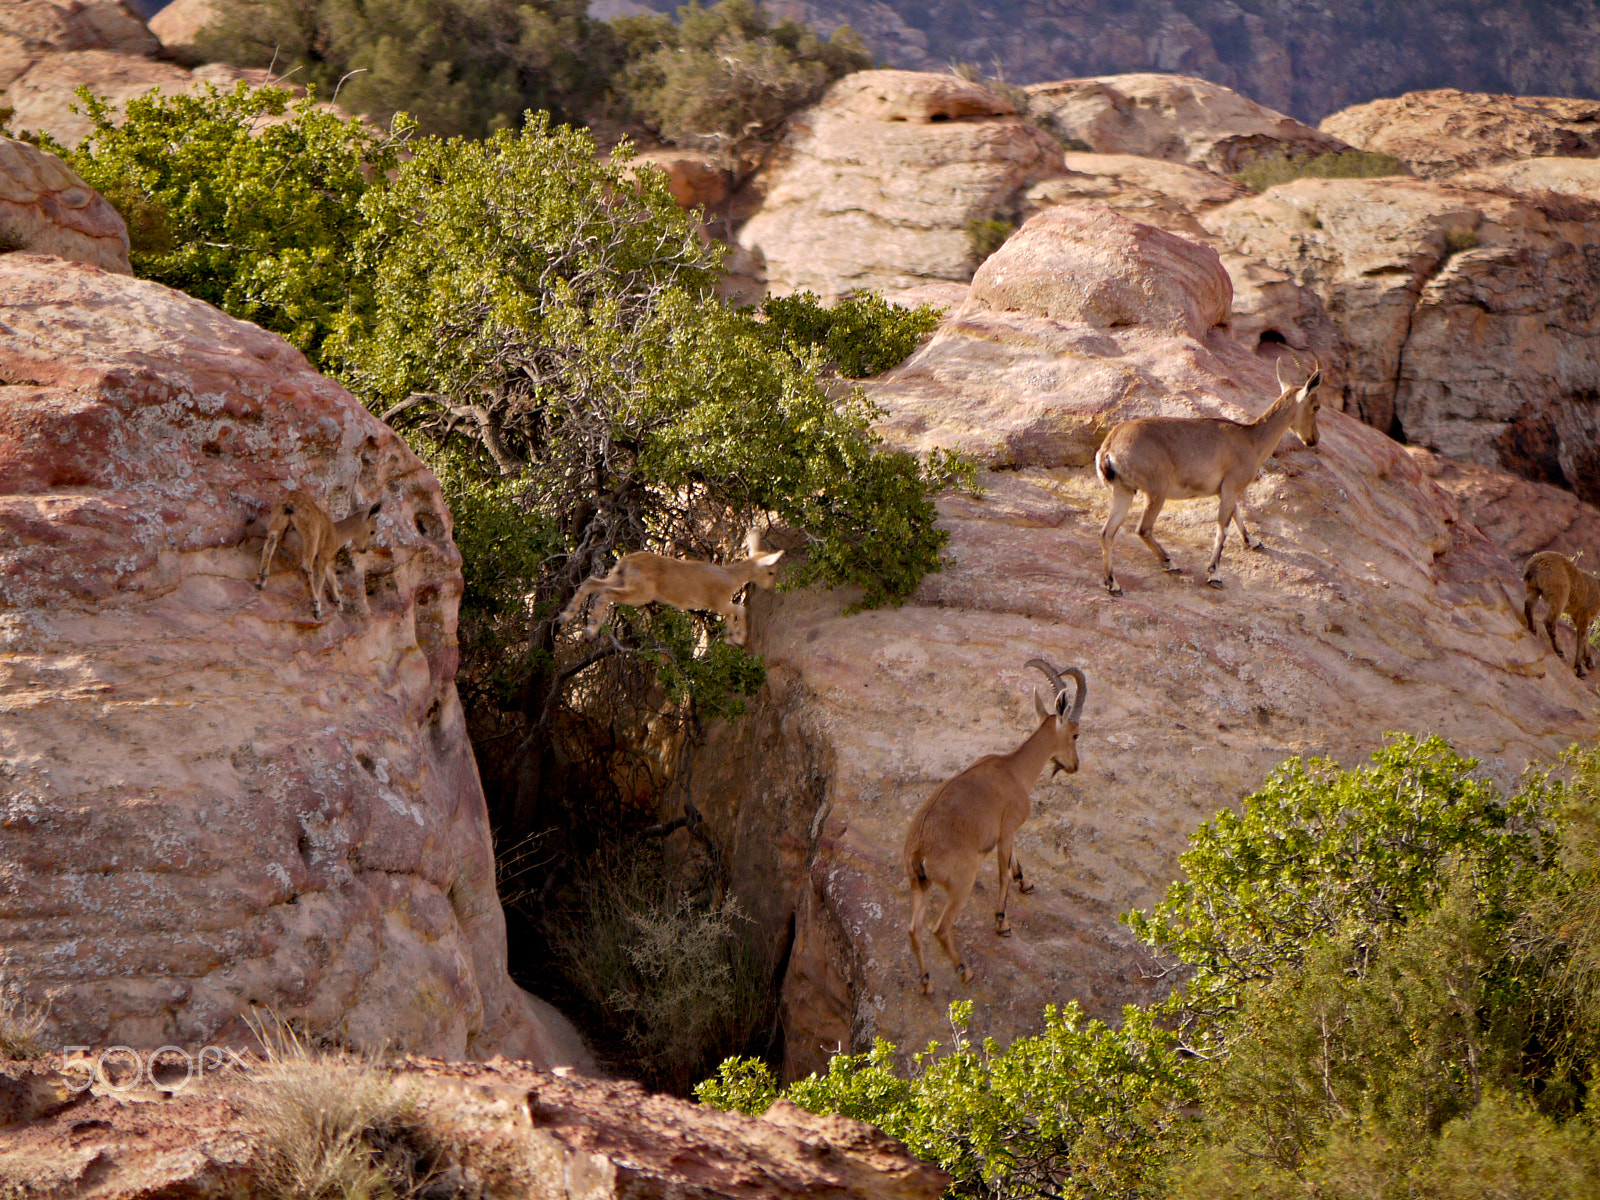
[1034,687,1050,721]
[1300,370,1323,397]
[755,550,784,566]
[367,502,382,517]
[1053,690,1070,719]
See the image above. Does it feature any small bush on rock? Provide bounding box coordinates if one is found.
[1233,148,1408,192]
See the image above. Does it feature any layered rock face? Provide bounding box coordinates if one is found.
[1026,74,1350,174]
[691,205,1600,1076]
[1321,89,1600,178]
[735,70,1064,301]
[1202,177,1600,506]
[0,255,585,1067]
[0,136,130,273]
[0,1053,947,1198]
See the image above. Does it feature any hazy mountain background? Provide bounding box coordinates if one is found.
[605,0,1600,121]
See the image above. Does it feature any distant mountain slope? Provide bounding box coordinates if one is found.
[619,0,1600,121]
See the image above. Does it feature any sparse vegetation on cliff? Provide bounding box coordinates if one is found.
[1232,148,1409,192]
[701,737,1600,1199]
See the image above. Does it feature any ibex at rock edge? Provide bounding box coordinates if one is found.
[256,491,383,621]
[1096,355,1323,594]
[558,533,784,647]
[904,659,1086,995]
[1523,550,1599,678]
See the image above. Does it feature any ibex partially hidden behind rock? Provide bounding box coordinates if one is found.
[256,491,382,621]
[558,534,784,647]
[904,659,1086,995]
[1523,550,1599,678]
[1096,356,1323,594]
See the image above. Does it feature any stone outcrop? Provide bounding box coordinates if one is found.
[735,70,1064,301]
[0,254,587,1068]
[1026,74,1351,174]
[1320,90,1600,179]
[0,136,130,272]
[689,204,1600,1076]
[0,1054,947,1198]
[1450,156,1600,198]
[1413,449,1600,564]
[0,0,159,64]
[1201,177,1600,506]
[147,0,211,48]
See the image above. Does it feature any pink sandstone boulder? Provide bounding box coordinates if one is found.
[1025,74,1351,174]
[0,254,588,1068]
[0,135,130,272]
[688,204,1600,1076]
[1450,156,1600,199]
[147,0,212,49]
[1320,89,1600,179]
[735,70,1065,301]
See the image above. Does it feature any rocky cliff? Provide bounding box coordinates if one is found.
[0,254,586,1067]
[690,205,1600,1077]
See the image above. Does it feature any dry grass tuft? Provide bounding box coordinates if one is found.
[0,981,49,1060]
[244,1018,442,1200]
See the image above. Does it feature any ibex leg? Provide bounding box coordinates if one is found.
[256,525,286,589]
[1136,495,1181,574]
[908,877,933,995]
[1101,485,1136,595]
[931,859,979,984]
[994,838,1014,936]
[1233,503,1260,551]
[1207,482,1240,587]
[1576,617,1593,678]
[1543,580,1569,660]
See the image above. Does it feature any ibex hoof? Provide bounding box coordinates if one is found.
[1161,561,1182,574]
[919,973,932,996]
[1104,580,1122,596]
[1206,577,1225,590]
[1018,881,1035,894]
[957,964,974,984]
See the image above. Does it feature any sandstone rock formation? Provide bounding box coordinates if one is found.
[146,0,210,49]
[1202,177,1600,507]
[1320,89,1600,179]
[735,70,1064,301]
[689,204,1600,1076]
[1450,156,1600,198]
[0,1053,947,1198]
[1413,449,1600,564]
[1025,74,1350,174]
[0,135,130,272]
[0,254,586,1067]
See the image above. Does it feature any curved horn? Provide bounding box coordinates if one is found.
[1024,658,1065,698]
[1061,667,1087,722]
[1275,355,1290,392]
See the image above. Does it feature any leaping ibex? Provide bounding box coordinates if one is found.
[1096,355,1323,594]
[558,536,784,647]
[904,659,1086,995]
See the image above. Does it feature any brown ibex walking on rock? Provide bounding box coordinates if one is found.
[1523,550,1599,678]
[1096,356,1323,594]
[904,659,1086,995]
[256,491,382,621]
[558,536,784,647]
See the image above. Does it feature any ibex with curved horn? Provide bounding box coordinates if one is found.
[904,659,1086,994]
[1096,355,1323,594]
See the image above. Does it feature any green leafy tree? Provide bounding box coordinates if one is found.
[616,0,870,181]
[193,0,621,136]
[56,82,404,365]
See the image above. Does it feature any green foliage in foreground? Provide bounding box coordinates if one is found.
[700,738,1600,1199]
[56,84,404,363]
[1233,148,1409,192]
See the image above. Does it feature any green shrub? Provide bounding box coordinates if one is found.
[699,1001,1193,1200]
[758,292,942,378]
[615,0,869,174]
[56,83,404,367]
[967,217,1016,267]
[194,0,619,136]
[1233,149,1409,192]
